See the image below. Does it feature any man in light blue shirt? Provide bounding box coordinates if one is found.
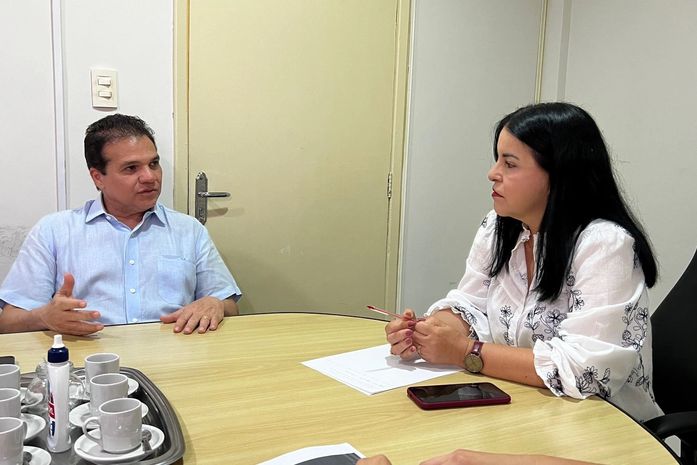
[0,114,241,336]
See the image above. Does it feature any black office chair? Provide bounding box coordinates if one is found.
[644,247,697,465]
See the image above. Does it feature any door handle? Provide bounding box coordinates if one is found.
[197,191,230,198]
[194,171,230,224]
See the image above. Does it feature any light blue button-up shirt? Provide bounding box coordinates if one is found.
[0,197,241,325]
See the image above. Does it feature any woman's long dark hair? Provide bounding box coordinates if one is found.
[488,102,657,301]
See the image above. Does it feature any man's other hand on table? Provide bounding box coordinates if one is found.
[160,296,238,334]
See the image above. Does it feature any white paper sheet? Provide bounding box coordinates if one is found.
[257,443,364,465]
[302,344,460,395]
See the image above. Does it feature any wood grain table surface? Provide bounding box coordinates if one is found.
[2,313,677,464]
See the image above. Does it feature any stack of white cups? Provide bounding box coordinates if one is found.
[84,353,121,395]
[82,353,145,454]
[0,364,25,465]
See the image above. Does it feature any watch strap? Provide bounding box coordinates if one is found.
[470,340,483,357]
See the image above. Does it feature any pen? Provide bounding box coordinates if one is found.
[366,305,423,321]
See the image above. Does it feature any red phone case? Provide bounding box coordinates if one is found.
[407,382,511,410]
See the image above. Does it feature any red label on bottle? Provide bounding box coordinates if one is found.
[48,391,55,419]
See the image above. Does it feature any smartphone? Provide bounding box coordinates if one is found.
[407,382,511,410]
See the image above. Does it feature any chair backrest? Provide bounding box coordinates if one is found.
[651,247,697,416]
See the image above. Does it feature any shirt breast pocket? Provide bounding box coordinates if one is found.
[157,256,196,306]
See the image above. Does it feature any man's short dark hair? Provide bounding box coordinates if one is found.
[84,114,156,174]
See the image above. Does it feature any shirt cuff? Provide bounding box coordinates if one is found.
[533,339,569,397]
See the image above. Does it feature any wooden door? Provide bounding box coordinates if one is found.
[180,0,409,315]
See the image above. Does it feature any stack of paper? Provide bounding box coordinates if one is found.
[302,344,460,395]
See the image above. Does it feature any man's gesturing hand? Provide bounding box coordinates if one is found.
[35,272,103,336]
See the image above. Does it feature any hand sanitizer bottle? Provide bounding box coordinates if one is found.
[47,334,71,452]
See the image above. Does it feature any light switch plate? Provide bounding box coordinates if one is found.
[91,68,118,109]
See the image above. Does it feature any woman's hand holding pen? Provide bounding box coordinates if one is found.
[384,308,420,361]
[412,315,471,367]
[383,306,472,364]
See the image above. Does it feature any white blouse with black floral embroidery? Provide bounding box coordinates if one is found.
[426,210,662,421]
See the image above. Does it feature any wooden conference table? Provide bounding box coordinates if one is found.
[5,313,676,464]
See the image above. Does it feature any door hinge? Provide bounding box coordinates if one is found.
[387,172,393,200]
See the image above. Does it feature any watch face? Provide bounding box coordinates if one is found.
[464,354,483,373]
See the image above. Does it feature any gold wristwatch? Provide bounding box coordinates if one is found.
[463,340,484,373]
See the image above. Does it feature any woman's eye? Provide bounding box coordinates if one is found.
[505,161,514,168]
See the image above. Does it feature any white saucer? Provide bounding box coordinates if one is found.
[24,446,51,465]
[69,401,149,429]
[72,376,139,400]
[126,378,138,395]
[74,424,164,464]
[21,413,46,442]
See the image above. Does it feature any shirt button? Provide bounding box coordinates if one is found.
[129,260,135,265]
[132,318,139,323]
[129,288,136,294]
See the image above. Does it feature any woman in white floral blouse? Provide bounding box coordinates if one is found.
[386,102,661,421]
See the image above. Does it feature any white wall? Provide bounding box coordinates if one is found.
[0,0,57,278]
[0,0,173,281]
[544,0,697,306]
[62,0,174,208]
[400,0,543,313]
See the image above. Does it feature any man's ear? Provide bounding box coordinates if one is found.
[89,167,104,191]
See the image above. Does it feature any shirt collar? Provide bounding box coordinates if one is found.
[513,223,538,251]
[146,204,166,225]
[520,223,532,240]
[85,195,165,226]
[85,195,108,223]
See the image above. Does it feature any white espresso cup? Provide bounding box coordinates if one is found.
[83,398,142,454]
[0,417,27,465]
[0,365,20,390]
[84,353,120,394]
[0,389,21,418]
[89,373,129,416]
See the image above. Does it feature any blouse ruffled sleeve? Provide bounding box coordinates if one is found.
[532,222,649,400]
[425,210,497,341]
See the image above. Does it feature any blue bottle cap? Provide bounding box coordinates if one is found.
[47,334,69,363]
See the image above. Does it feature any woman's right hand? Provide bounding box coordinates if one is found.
[385,308,419,361]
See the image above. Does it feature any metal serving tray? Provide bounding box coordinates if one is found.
[21,366,185,465]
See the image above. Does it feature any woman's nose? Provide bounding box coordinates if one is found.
[487,163,500,182]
